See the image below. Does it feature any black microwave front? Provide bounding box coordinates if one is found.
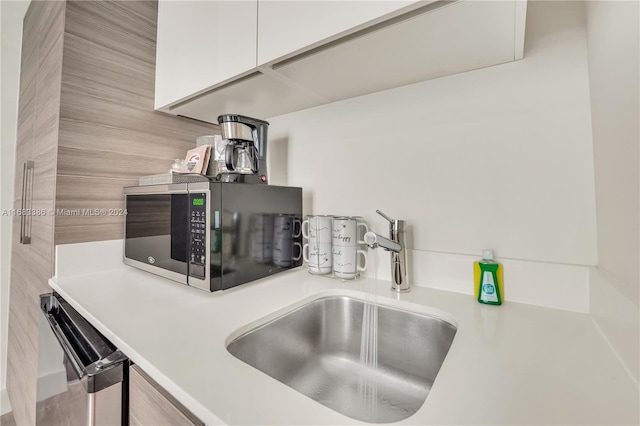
[124,182,303,292]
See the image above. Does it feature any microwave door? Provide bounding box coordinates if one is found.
[124,193,189,283]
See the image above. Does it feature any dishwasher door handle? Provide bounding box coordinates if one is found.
[44,312,87,381]
[40,293,128,393]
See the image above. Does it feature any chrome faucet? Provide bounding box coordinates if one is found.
[364,210,410,292]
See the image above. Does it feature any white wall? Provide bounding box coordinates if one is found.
[585,0,639,383]
[586,1,639,306]
[269,1,597,309]
[0,0,31,416]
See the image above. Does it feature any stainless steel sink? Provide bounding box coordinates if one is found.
[227,295,457,423]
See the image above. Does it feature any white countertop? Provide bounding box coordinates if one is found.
[49,242,638,425]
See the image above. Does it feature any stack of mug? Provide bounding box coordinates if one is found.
[302,215,368,279]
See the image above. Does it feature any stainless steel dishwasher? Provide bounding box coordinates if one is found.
[36,292,129,425]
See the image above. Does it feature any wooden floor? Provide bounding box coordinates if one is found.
[0,411,17,426]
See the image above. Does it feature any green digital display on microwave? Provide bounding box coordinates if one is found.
[192,197,204,206]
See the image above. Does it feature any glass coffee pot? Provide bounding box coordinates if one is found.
[225,141,258,175]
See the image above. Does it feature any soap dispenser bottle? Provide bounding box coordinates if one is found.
[474,249,503,305]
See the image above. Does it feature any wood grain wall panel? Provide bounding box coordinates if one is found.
[54,176,136,213]
[61,33,155,108]
[55,223,125,246]
[58,119,207,159]
[57,146,188,180]
[59,88,215,143]
[64,1,157,66]
[54,176,138,244]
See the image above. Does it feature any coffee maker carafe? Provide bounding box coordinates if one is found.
[217,114,269,184]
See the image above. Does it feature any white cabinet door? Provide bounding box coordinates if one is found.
[155,0,257,110]
[257,0,424,66]
[272,0,521,103]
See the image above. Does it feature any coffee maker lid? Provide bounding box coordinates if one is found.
[217,114,269,127]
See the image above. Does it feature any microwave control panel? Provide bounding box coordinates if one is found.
[189,192,207,279]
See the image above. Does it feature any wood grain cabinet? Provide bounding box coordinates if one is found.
[130,365,203,426]
[6,1,214,424]
[154,0,527,123]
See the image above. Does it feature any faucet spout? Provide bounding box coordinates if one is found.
[364,232,402,253]
[366,210,410,293]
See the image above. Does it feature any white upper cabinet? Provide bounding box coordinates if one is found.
[271,0,526,103]
[256,0,424,66]
[154,0,527,122]
[155,0,258,110]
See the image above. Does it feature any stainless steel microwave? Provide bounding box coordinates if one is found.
[124,182,302,292]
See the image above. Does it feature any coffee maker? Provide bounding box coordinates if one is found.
[217,114,269,184]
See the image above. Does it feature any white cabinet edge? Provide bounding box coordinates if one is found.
[155,68,263,115]
[514,0,528,60]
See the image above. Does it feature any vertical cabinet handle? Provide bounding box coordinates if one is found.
[20,160,34,244]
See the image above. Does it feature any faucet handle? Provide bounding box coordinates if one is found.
[375,209,405,233]
[376,209,395,224]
